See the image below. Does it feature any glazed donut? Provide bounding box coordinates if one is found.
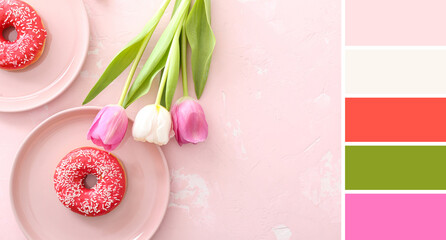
[53,147,126,217]
[0,0,47,70]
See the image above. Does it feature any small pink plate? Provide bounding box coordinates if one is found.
[0,0,89,112]
[10,107,170,240]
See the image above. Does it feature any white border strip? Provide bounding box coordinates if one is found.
[346,142,446,146]
[341,0,346,237]
[345,190,446,194]
[346,46,446,50]
[346,93,446,98]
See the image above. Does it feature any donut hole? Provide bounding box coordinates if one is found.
[2,26,17,42]
[83,174,98,189]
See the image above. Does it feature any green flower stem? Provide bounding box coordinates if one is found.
[181,20,189,96]
[116,0,172,107]
[155,11,187,106]
[155,62,171,106]
[118,34,152,106]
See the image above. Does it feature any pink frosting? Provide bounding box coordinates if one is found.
[0,0,47,70]
[53,147,126,217]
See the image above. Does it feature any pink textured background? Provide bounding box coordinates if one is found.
[0,0,340,239]
[346,194,446,240]
[346,0,446,45]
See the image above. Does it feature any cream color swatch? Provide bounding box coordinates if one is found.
[346,49,446,94]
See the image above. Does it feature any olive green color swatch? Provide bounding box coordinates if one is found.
[346,146,446,190]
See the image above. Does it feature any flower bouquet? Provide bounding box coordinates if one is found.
[83,0,215,151]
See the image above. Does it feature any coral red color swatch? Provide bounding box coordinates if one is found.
[346,98,446,142]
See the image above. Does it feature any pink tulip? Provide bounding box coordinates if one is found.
[171,97,208,146]
[87,105,128,151]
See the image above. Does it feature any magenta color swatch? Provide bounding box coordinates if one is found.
[346,0,446,45]
[346,194,446,239]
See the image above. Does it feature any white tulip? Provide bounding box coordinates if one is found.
[132,104,172,145]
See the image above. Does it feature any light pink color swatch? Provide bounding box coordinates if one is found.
[346,194,446,240]
[346,0,446,45]
[0,0,341,239]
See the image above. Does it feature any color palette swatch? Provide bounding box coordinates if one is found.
[343,0,446,239]
[346,50,446,94]
[346,146,446,190]
[345,0,446,45]
[346,98,446,142]
[346,194,446,240]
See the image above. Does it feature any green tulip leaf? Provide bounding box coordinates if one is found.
[167,0,184,109]
[123,50,169,109]
[172,0,182,16]
[82,0,171,105]
[185,0,215,99]
[159,70,167,108]
[165,32,181,110]
[124,0,191,107]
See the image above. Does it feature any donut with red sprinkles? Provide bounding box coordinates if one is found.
[53,147,126,217]
[0,0,47,70]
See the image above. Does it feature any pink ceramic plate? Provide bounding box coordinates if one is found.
[10,107,170,240]
[0,0,89,112]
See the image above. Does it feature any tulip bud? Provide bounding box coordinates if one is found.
[171,97,208,146]
[132,104,172,145]
[87,105,128,151]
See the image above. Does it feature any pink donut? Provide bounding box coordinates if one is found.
[0,0,47,70]
[53,147,126,217]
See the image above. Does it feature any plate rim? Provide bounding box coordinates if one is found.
[9,106,171,240]
[0,0,90,113]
